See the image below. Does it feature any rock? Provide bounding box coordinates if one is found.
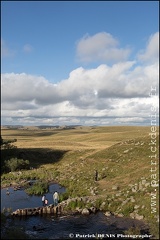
[130,212,144,220]
[124,149,129,153]
[142,179,147,185]
[101,202,106,207]
[89,207,97,214]
[81,208,90,215]
[145,183,150,187]
[130,212,135,218]
[90,190,95,195]
[66,198,72,205]
[130,198,135,203]
[139,183,143,190]
[134,205,140,209]
[122,200,128,205]
[117,213,124,217]
[155,215,159,223]
[135,213,144,220]
[131,186,138,192]
[128,184,134,187]
[105,211,111,217]
[21,209,27,216]
[75,207,82,213]
[112,185,118,190]
[115,193,121,197]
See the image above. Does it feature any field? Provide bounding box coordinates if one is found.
[1,125,159,238]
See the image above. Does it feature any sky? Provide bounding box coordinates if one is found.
[1,1,159,126]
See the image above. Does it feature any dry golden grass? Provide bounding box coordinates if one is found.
[1,125,152,151]
[1,126,159,195]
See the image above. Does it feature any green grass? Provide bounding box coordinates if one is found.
[25,181,49,195]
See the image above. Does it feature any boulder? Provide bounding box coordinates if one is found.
[81,208,90,215]
[135,213,144,220]
[117,213,124,217]
[89,207,97,214]
[75,207,82,213]
[131,186,138,192]
[105,211,111,217]
[129,212,135,218]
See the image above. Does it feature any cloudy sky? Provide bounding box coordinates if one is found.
[1,1,159,126]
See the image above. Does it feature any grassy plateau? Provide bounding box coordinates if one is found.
[1,125,159,238]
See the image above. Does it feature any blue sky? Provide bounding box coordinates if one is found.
[1,1,159,126]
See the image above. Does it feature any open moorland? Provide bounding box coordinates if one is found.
[1,125,159,238]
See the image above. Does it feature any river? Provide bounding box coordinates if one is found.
[1,183,66,212]
[1,185,151,239]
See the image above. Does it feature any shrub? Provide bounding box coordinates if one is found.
[25,181,49,195]
[67,200,85,210]
[121,203,134,216]
[76,200,85,209]
[68,201,77,210]
[59,191,70,202]
[95,198,104,209]
[4,158,30,172]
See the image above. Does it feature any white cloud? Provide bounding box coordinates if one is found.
[1,64,158,126]
[23,44,33,53]
[1,39,15,57]
[114,117,145,123]
[76,32,131,63]
[2,59,158,110]
[137,32,159,63]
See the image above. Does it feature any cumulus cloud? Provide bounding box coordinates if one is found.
[1,73,60,104]
[1,32,159,126]
[137,32,159,63]
[2,59,158,109]
[76,32,131,63]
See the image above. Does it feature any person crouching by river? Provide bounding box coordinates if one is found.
[53,191,59,206]
[42,195,45,206]
[45,198,48,206]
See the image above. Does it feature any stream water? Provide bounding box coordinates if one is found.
[1,183,65,212]
[1,185,151,239]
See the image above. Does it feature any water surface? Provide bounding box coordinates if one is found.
[1,184,65,211]
[1,185,150,239]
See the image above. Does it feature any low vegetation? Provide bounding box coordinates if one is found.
[3,158,30,172]
[25,181,49,195]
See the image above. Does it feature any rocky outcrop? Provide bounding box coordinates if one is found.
[11,197,98,217]
[11,204,62,216]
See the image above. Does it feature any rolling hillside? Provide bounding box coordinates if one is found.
[1,126,159,238]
